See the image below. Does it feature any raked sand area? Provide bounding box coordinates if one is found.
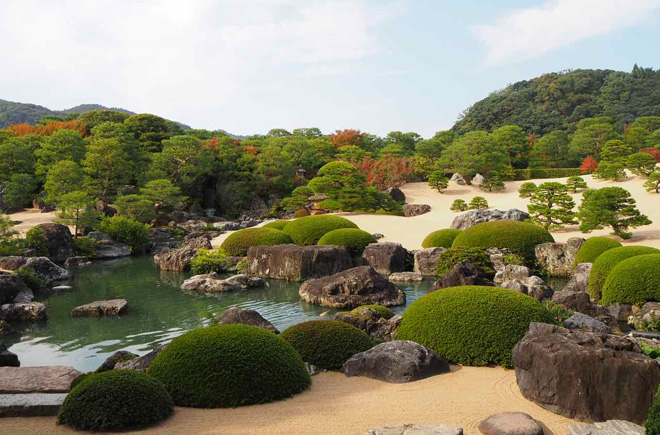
[4,368,578,435]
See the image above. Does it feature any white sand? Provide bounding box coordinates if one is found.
[6,208,59,235]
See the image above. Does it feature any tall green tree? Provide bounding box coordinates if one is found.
[82,138,132,200]
[35,129,86,177]
[527,182,577,229]
[569,118,620,161]
[530,130,571,168]
[600,139,633,163]
[578,187,652,239]
[140,179,184,214]
[428,171,449,192]
[124,114,171,152]
[44,160,84,204]
[491,125,529,167]
[436,131,507,175]
[2,174,37,210]
[0,138,34,183]
[56,191,102,237]
[626,152,657,176]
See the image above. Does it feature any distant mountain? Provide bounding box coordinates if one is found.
[61,104,135,116]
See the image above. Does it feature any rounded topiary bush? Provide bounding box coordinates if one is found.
[262,220,291,231]
[601,254,660,306]
[147,324,310,408]
[421,229,462,249]
[574,236,622,265]
[397,286,556,368]
[317,228,376,254]
[435,247,495,277]
[451,220,554,261]
[57,370,173,431]
[280,320,373,370]
[587,246,660,301]
[220,227,293,256]
[293,208,309,218]
[282,215,358,246]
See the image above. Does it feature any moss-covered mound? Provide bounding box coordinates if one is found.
[147,324,311,408]
[601,254,660,306]
[421,229,463,249]
[317,228,376,254]
[293,209,309,218]
[435,247,495,277]
[587,246,660,301]
[262,220,291,231]
[280,320,373,370]
[282,215,358,246]
[574,236,622,264]
[57,370,173,431]
[220,227,293,256]
[347,305,395,320]
[397,286,556,368]
[451,221,554,261]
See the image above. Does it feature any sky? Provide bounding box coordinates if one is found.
[1,0,660,138]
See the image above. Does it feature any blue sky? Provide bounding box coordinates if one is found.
[1,0,660,137]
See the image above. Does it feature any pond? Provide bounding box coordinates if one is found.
[4,256,436,372]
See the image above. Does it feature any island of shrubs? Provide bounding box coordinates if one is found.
[573,236,623,264]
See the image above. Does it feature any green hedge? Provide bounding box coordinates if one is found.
[397,286,556,368]
[57,370,173,431]
[574,236,622,264]
[421,229,462,249]
[647,387,660,435]
[147,324,310,408]
[262,220,291,231]
[282,215,358,245]
[280,320,373,370]
[601,254,660,306]
[587,246,660,301]
[512,168,583,180]
[220,227,293,256]
[435,247,495,277]
[317,228,376,254]
[451,220,554,262]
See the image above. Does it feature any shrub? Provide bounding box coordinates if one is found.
[220,227,293,256]
[647,388,660,435]
[468,196,489,210]
[25,226,49,256]
[15,266,42,290]
[282,215,358,246]
[397,286,556,368]
[57,370,173,431]
[190,249,232,274]
[601,254,660,305]
[97,215,150,251]
[293,208,310,218]
[574,236,622,264]
[147,325,311,407]
[566,176,588,193]
[280,320,373,370]
[74,236,96,257]
[518,182,537,198]
[262,220,291,231]
[450,199,468,212]
[452,220,554,262]
[542,300,575,323]
[421,229,462,249]
[346,305,395,320]
[435,247,495,277]
[317,228,376,254]
[587,246,660,301]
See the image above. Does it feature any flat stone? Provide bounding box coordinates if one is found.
[71,299,128,317]
[51,285,72,291]
[563,313,612,334]
[364,424,463,435]
[0,393,68,417]
[0,302,48,321]
[246,245,353,281]
[389,272,423,282]
[0,366,81,394]
[478,412,543,435]
[568,420,644,435]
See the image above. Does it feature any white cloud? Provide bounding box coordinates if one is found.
[472,0,660,66]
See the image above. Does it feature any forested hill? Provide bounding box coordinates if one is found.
[0,99,135,128]
[454,66,660,135]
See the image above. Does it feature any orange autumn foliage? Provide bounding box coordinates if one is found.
[6,121,83,137]
[580,156,598,174]
[328,129,367,150]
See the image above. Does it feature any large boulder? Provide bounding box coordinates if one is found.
[450,209,529,230]
[213,307,278,333]
[563,312,612,334]
[153,247,197,272]
[181,232,213,250]
[33,223,76,263]
[181,273,264,293]
[493,264,531,284]
[562,263,592,293]
[246,245,353,281]
[432,261,492,290]
[335,307,401,342]
[513,323,660,424]
[535,238,585,277]
[403,204,431,217]
[500,276,554,302]
[362,242,408,275]
[0,365,81,394]
[0,257,70,288]
[414,247,446,276]
[299,266,406,309]
[0,302,47,321]
[0,275,28,304]
[343,340,449,383]
[87,232,131,259]
[114,345,164,372]
[477,412,543,435]
[0,343,20,367]
[95,350,138,373]
[71,299,128,317]
[385,187,406,203]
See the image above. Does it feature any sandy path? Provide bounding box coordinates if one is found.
[3,367,578,435]
[6,208,58,235]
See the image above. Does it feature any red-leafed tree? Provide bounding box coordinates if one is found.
[641,147,660,162]
[328,129,367,150]
[359,156,414,191]
[580,156,598,174]
[7,121,83,137]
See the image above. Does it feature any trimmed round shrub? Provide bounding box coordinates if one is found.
[647,388,660,435]
[451,220,554,261]
[282,215,358,246]
[348,305,395,320]
[220,227,293,256]
[147,324,311,408]
[57,370,173,431]
[317,228,376,254]
[293,208,309,218]
[574,236,622,265]
[435,247,495,277]
[262,220,291,231]
[189,249,231,274]
[421,229,462,249]
[97,215,150,251]
[397,286,556,368]
[280,320,373,370]
[601,254,660,306]
[587,246,660,301]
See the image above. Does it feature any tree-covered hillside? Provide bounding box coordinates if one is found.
[0,99,134,128]
[454,66,660,135]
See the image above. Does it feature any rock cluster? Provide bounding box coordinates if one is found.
[87,232,131,259]
[246,245,353,281]
[96,350,138,372]
[413,248,446,276]
[432,260,492,290]
[0,256,70,289]
[114,345,165,371]
[335,307,402,342]
[534,237,584,277]
[450,209,529,230]
[494,265,553,301]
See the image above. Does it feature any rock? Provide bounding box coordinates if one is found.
[389,272,423,282]
[0,393,68,417]
[414,248,446,276]
[246,245,353,281]
[33,223,77,262]
[0,275,28,304]
[0,256,70,289]
[552,291,591,312]
[372,233,385,240]
[487,248,516,273]
[223,274,265,289]
[451,172,468,185]
[87,232,131,259]
[0,302,47,321]
[0,256,27,271]
[494,264,531,284]
[169,210,190,223]
[213,307,278,333]
[500,276,554,302]
[471,173,485,185]
[95,350,137,372]
[432,261,493,290]
[403,204,431,217]
[182,232,213,250]
[0,366,81,394]
[299,266,406,309]
[534,238,584,277]
[0,320,13,336]
[363,242,408,275]
[628,302,660,331]
[114,345,164,371]
[562,263,592,293]
[364,424,464,435]
[181,273,262,293]
[568,420,644,435]
[64,256,92,268]
[335,308,402,342]
[385,187,406,203]
[450,209,530,230]
[477,412,543,435]
[71,299,128,317]
[343,340,449,383]
[0,344,19,367]
[153,247,198,271]
[512,322,660,424]
[215,221,241,231]
[608,303,633,322]
[305,363,326,377]
[563,313,612,334]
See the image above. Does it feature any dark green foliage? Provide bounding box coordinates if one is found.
[73,237,96,258]
[15,266,42,290]
[282,215,358,246]
[518,182,537,198]
[97,215,150,252]
[347,305,395,320]
[512,168,584,180]
[480,173,506,192]
[452,220,554,262]
[646,387,660,435]
[435,247,495,277]
[262,220,291,230]
[280,320,373,371]
[587,246,660,300]
[542,300,575,323]
[397,286,556,368]
[220,227,293,256]
[25,226,49,256]
[574,236,622,264]
[450,199,468,212]
[57,370,173,431]
[421,229,462,249]
[527,182,577,229]
[468,196,489,210]
[317,228,376,254]
[565,176,588,192]
[578,187,652,239]
[190,249,232,274]
[428,170,449,192]
[601,254,660,305]
[147,325,310,407]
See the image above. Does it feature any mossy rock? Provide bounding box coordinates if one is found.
[397,286,556,368]
[280,320,373,370]
[282,215,358,246]
[220,227,293,256]
[574,236,622,264]
[348,305,395,320]
[57,370,173,431]
[147,324,311,408]
[293,209,310,218]
[435,247,495,277]
[262,220,291,231]
[601,254,660,306]
[317,228,376,254]
[421,229,462,249]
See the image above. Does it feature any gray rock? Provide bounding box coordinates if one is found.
[608,303,633,322]
[114,345,164,372]
[246,245,353,281]
[414,248,446,276]
[153,247,198,271]
[0,365,81,394]
[385,187,406,203]
[0,302,47,321]
[451,209,529,230]
[372,233,385,240]
[0,393,68,417]
[563,313,612,334]
[563,263,592,293]
[91,239,131,259]
[363,242,409,275]
[32,223,77,262]
[0,344,19,367]
[494,265,531,284]
[568,420,644,435]
[181,273,262,293]
[0,320,13,337]
[95,350,138,372]
[213,307,278,333]
[471,173,485,185]
[432,261,493,290]
[451,172,468,185]
[335,308,401,342]
[0,257,70,289]
[182,232,213,250]
[478,412,543,435]
[364,424,463,435]
[64,256,92,268]
[71,299,128,317]
[389,272,423,282]
[500,276,554,302]
[0,275,29,304]
[535,237,585,277]
[223,274,265,289]
[403,204,431,217]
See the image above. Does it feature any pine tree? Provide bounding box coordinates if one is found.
[527,182,578,230]
[55,191,102,238]
[518,182,537,198]
[428,170,449,193]
[450,199,468,212]
[468,197,488,210]
[565,176,588,193]
[480,172,505,192]
[578,187,652,239]
[644,172,660,193]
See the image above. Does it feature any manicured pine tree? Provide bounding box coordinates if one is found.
[518,182,537,198]
[565,176,588,193]
[644,172,660,193]
[626,152,657,176]
[468,197,488,210]
[450,199,468,212]
[594,162,626,181]
[578,187,652,239]
[527,182,578,230]
[428,170,449,193]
